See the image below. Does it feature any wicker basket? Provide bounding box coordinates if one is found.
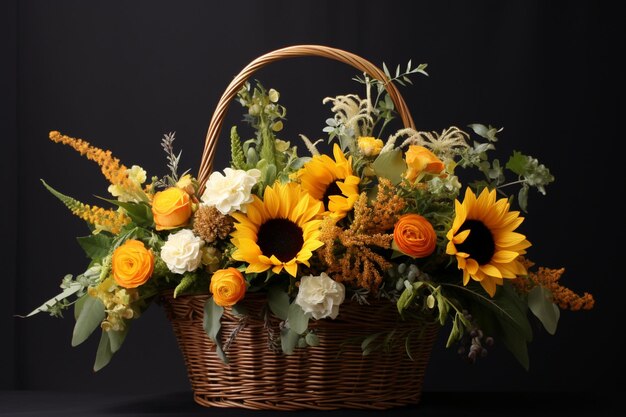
[161,45,440,411]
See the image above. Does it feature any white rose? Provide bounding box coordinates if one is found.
[160,229,204,274]
[295,273,346,320]
[200,168,261,215]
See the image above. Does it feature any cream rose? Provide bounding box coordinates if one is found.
[200,168,261,215]
[160,229,204,274]
[295,273,346,320]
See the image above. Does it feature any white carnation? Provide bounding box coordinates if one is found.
[160,229,204,274]
[200,168,261,215]
[295,273,346,320]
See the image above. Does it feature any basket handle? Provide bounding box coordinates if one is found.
[197,44,416,192]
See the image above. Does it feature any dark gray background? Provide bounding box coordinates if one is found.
[2,0,623,399]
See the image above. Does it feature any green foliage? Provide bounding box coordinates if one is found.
[77,234,112,261]
[98,197,153,228]
[229,126,247,170]
[528,286,560,335]
[267,286,289,321]
[372,148,406,185]
[203,298,228,364]
[72,296,105,347]
[173,273,199,298]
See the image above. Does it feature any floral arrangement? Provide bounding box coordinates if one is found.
[26,61,594,372]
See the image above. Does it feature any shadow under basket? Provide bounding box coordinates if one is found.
[161,292,439,411]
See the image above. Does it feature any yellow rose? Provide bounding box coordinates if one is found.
[393,214,437,258]
[112,239,154,288]
[404,145,445,182]
[152,187,192,230]
[357,136,384,157]
[210,268,247,307]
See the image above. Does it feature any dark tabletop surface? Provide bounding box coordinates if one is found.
[0,390,621,417]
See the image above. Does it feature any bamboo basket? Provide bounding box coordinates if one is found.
[161,45,440,411]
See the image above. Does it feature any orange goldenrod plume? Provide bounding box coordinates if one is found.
[49,131,132,189]
[42,180,130,234]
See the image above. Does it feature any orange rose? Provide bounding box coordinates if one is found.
[152,187,192,230]
[393,214,437,258]
[404,145,445,182]
[210,268,247,307]
[112,239,154,288]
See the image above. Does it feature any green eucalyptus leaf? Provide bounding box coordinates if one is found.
[305,332,320,347]
[19,282,83,318]
[287,302,309,335]
[72,296,105,347]
[93,330,113,372]
[396,286,417,317]
[74,293,88,321]
[108,325,129,354]
[528,286,560,335]
[77,234,112,260]
[267,286,289,320]
[203,298,228,364]
[231,303,248,317]
[372,148,406,185]
[280,328,299,354]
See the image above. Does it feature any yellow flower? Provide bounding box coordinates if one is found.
[151,187,192,230]
[111,239,154,288]
[294,143,360,219]
[358,136,384,156]
[230,182,324,277]
[404,145,445,183]
[446,188,531,297]
[210,268,247,307]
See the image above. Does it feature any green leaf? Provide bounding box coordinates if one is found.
[77,234,112,260]
[108,325,129,353]
[468,123,501,142]
[518,184,529,212]
[93,331,113,372]
[173,273,198,298]
[267,286,289,320]
[18,282,83,318]
[231,303,247,317]
[280,328,300,354]
[287,302,309,335]
[74,293,87,321]
[360,332,382,354]
[528,286,560,335]
[202,298,228,364]
[72,296,105,347]
[97,197,153,228]
[305,332,320,347]
[372,148,406,185]
[506,151,529,175]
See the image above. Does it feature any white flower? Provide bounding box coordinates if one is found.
[200,168,261,215]
[160,229,204,274]
[295,273,345,320]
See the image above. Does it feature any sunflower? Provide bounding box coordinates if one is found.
[294,143,360,219]
[230,182,324,277]
[446,187,531,297]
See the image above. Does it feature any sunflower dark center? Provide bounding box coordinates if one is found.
[456,220,495,265]
[322,181,342,209]
[257,218,304,262]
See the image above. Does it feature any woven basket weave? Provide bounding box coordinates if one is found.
[161,45,440,410]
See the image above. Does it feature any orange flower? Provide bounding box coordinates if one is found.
[112,240,154,288]
[393,214,437,258]
[152,187,192,230]
[404,145,445,182]
[210,268,247,307]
